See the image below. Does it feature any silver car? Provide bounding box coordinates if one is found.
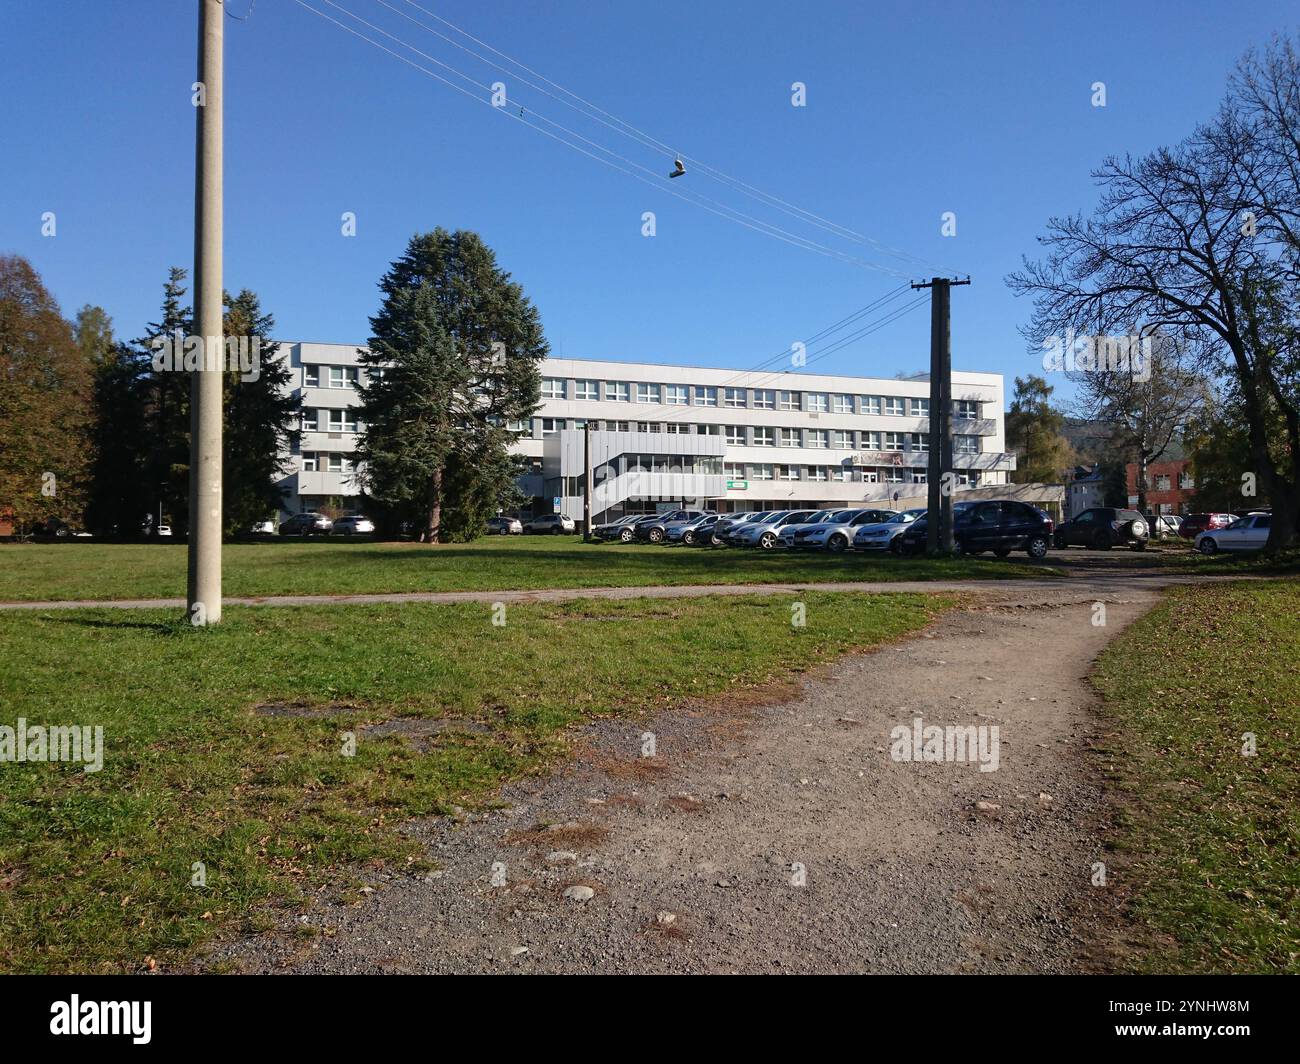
[522,513,577,535]
[793,508,897,552]
[852,508,926,552]
[331,514,376,536]
[729,510,817,549]
[711,511,773,545]
[775,508,857,548]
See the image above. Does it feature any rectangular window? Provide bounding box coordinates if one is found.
[327,409,357,432]
[955,435,979,455]
[958,470,981,487]
[301,452,318,472]
[884,432,905,451]
[696,423,721,436]
[749,464,773,481]
[884,467,905,483]
[753,427,775,447]
[328,366,348,389]
[636,382,661,404]
[540,417,564,436]
[807,466,828,482]
[833,430,854,449]
[806,392,828,413]
[1155,474,1171,491]
[911,397,930,417]
[724,462,744,479]
[883,397,905,416]
[911,433,929,452]
[327,453,350,473]
[725,425,746,445]
[575,379,600,401]
[778,464,800,481]
[303,365,319,387]
[664,384,689,406]
[954,399,979,420]
[862,395,881,415]
[911,470,927,484]
[779,390,800,411]
[862,431,881,450]
[637,421,662,433]
[753,389,775,410]
[693,385,717,407]
[605,381,629,402]
[302,409,319,432]
[832,393,853,414]
[724,387,747,408]
[604,419,631,432]
[1179,472,1194,489]
[542,378,565,400]
[664,422,688,434]
[862,468,879,484]
[506,418,529,433]
[806,429,828,449]
[780,427,801,447]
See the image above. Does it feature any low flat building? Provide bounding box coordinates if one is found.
[271,342,1015,522]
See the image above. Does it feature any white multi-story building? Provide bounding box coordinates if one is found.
[272,342,1014,522]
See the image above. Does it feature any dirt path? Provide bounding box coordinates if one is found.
[211,583,1158,974]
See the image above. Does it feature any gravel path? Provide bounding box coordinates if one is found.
[209,582,1158,974]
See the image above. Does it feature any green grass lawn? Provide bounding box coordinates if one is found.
[1093,580,1300,973]
[0,590,950,973]
[0,537,1055,603]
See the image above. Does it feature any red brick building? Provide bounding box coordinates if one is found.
[1126,458,1195,514]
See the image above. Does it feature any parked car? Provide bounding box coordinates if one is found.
[1178,512,1235,540]
[156,524,173,538]
[728,510,817,549]
[591,515,641,541]
[279,512,333,536]
[635,509,710,544]
[785,508,897,552]
[331,514,376,536]
[1053,507,1149,551]
[1195,512,1271,554]
[486,516,523,535]
[710,511,772,545]
[668,513,722,546]
[853,508,926,553]
[522,513,576,535]
[1143,513,1179,540]
[898,500,1053,559]
[773,509,854,547]
[249,518,276,535]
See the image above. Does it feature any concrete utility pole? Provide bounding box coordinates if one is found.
[913,276,970,555]
[583,420,593,540]
[187,0,224,624]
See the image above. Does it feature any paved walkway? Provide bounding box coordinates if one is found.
[0,571,1222,611]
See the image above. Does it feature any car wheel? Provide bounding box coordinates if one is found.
[620,528,634,543]
[499,527,509,536]
[827,535,847,553]
[760,532,777,550]
[683,531,695,546]
[1198,537,1218,555]
[649,528,664,544]
[1026,535,1050,559]
[711,532,723,546]
[994,548,1012,558]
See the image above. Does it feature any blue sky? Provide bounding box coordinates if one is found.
[2,0,1294,405]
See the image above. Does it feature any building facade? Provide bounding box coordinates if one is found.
[272,342,1014,522]
[1126,458,1195,514]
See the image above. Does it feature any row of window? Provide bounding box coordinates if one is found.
[718,464,982,486]
[1150,473,1195,491]
[302,409,359,433]
[300,451,355,473]
[534,418,979,454]
[302,365,377,389]
[543,378,980,419]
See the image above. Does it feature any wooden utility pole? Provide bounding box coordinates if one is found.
[913,276,970,555]
[187,0,224,624]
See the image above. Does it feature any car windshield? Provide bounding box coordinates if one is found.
[738,512,771,523]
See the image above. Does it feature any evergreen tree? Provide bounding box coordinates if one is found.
[355,229,547,542]
[221,289,300,533]
[1005,375,1074,484]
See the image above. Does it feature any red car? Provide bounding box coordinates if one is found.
[1177,513,1234,540]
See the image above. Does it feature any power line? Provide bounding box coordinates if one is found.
[391,0,957,274]
[291,0,909,275]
